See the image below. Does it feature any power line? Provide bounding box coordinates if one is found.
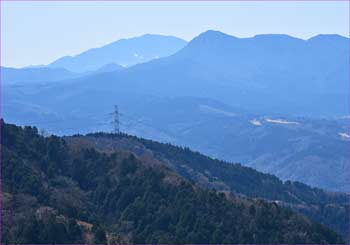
[112,105,120,134]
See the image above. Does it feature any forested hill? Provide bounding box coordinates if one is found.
[1,121,345,244]
[66,132,350,240]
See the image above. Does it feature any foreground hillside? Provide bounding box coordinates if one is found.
[1,121,345,244]
[66,131,350,240]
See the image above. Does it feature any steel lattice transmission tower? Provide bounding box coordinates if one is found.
[113,105,120,134]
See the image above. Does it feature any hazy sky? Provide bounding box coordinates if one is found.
[1,1,349,68]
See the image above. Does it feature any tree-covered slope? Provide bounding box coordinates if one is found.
[66,132,350,240]
[0,121,345,244]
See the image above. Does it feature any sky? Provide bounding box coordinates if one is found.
[1,1,349,68]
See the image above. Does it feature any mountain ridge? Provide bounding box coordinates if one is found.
[48,34,187,72]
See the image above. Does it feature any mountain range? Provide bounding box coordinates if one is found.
[52,30,348,116]
[2,31,349,191]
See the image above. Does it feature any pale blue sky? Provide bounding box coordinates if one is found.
[1,1,349,68]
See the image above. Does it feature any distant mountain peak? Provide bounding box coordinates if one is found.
[49,34,187,72]
[307,34,349,42]
[200,29,231,36]
[105,33,187,47]
[193,30,238,41]
[184,30,238,51]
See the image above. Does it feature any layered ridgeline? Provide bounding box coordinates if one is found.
[37,30,349,116]
[4,93,350,192]
[1,34,186,84]
[4,31,348,114]
[1,121,347,244]
[3,31,349,193]
[117,31,348,116]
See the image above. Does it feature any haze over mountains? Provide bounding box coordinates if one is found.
[3,30,349,193]
[7,30,347,115]
[1,34,187,84]
[4,31,349,115]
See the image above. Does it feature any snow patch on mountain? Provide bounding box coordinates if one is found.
[265,118,299,125]
[338,132,350,140]
[250,119,262,126]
